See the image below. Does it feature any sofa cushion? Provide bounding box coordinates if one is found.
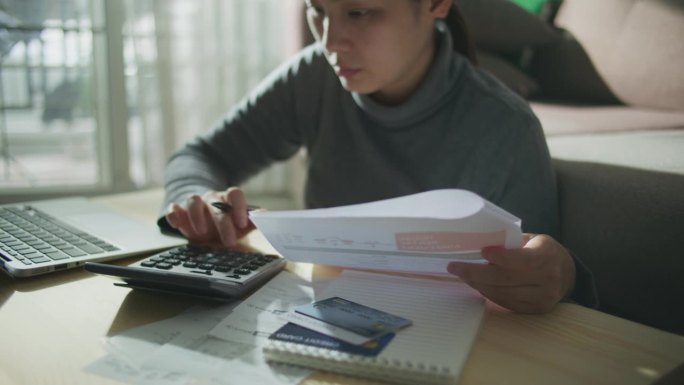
[455,0,560,53]
[530,29,621,104]
[556,0,684,110]
[554,159,684,334]
[531,102,684,136]
[477,50,541,98]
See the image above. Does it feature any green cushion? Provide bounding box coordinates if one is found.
[511,0,549,14]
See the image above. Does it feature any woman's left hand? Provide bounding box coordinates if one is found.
[447,234,576,313]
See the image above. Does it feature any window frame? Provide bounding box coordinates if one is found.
[0,0,131,203]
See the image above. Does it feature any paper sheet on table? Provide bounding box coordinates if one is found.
[86,296,311,385]
[209,271,316,345]
[144,272,314,384]
[103,304,238,367]
[250,189,522,273]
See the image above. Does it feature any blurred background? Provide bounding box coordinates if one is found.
[1,0,681,208]
[0,0,303,207]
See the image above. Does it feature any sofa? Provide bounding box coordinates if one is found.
[457,0,684,334]
[530,0,684,176]
[459,0,684,173]
[555,159,684,335]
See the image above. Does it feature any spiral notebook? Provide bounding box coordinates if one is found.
[263,271,485,385]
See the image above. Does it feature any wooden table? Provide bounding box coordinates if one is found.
[1,189,682,385]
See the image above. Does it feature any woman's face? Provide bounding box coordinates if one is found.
[305,0,451,105]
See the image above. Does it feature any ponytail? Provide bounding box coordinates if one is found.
[444,5,478,65]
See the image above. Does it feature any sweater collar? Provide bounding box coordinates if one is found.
[351,20,466,128]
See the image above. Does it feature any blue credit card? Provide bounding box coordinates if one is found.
[269,322,395,357]
[295,297,412,339]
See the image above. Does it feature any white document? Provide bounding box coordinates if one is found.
[87,298,311,385]
[104,304,238,367]
[250,189,522,273]
[209,271,316,345]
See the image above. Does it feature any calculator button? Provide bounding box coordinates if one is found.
[183,261,198,268]
[214,265,231,273]
[141,261,156,267]
[235,268,251,275]
[199,263,215,270]
[155,262,172,270]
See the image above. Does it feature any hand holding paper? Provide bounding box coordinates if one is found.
[447,233,577,313]
[250,189,523,273]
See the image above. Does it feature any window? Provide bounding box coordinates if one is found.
[1,0,302,206]
[0,0,111,197]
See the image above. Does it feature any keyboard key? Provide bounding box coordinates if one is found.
[77,243,104,254]
[60,247,87,258]
[23,251,42,259]
[35,245,57,252]
[45,251,70,260]
[29,256,51,264]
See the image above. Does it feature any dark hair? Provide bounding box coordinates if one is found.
[300,1,478,65]
[445,5,478,65]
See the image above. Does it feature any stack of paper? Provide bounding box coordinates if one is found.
[85,272,316,385]
[251,189,522,273]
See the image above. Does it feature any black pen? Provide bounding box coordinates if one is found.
[211,201,261,213]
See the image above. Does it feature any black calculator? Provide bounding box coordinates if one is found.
[85,245,286,301]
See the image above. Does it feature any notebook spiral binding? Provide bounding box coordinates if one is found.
[264,340,457,385]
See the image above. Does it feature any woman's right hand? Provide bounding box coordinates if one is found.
[165,187,256,247]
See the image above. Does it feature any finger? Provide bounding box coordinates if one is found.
[447,261,539,287]
[481,245,545,271]
[226,187,249,228]
[473,283,559,314]
[166,203,198,239]
[165,203,183,228]
[236,220,257,239]
[212,209,239,247]
[523,233,540,243]
[186,195,209,235]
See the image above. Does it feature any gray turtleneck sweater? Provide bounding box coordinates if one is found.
[162,24,598,308]
[163,23,559,237]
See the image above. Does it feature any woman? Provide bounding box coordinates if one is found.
[161,0,596,313]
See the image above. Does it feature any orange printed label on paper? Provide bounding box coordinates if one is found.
[395,231,506,252]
